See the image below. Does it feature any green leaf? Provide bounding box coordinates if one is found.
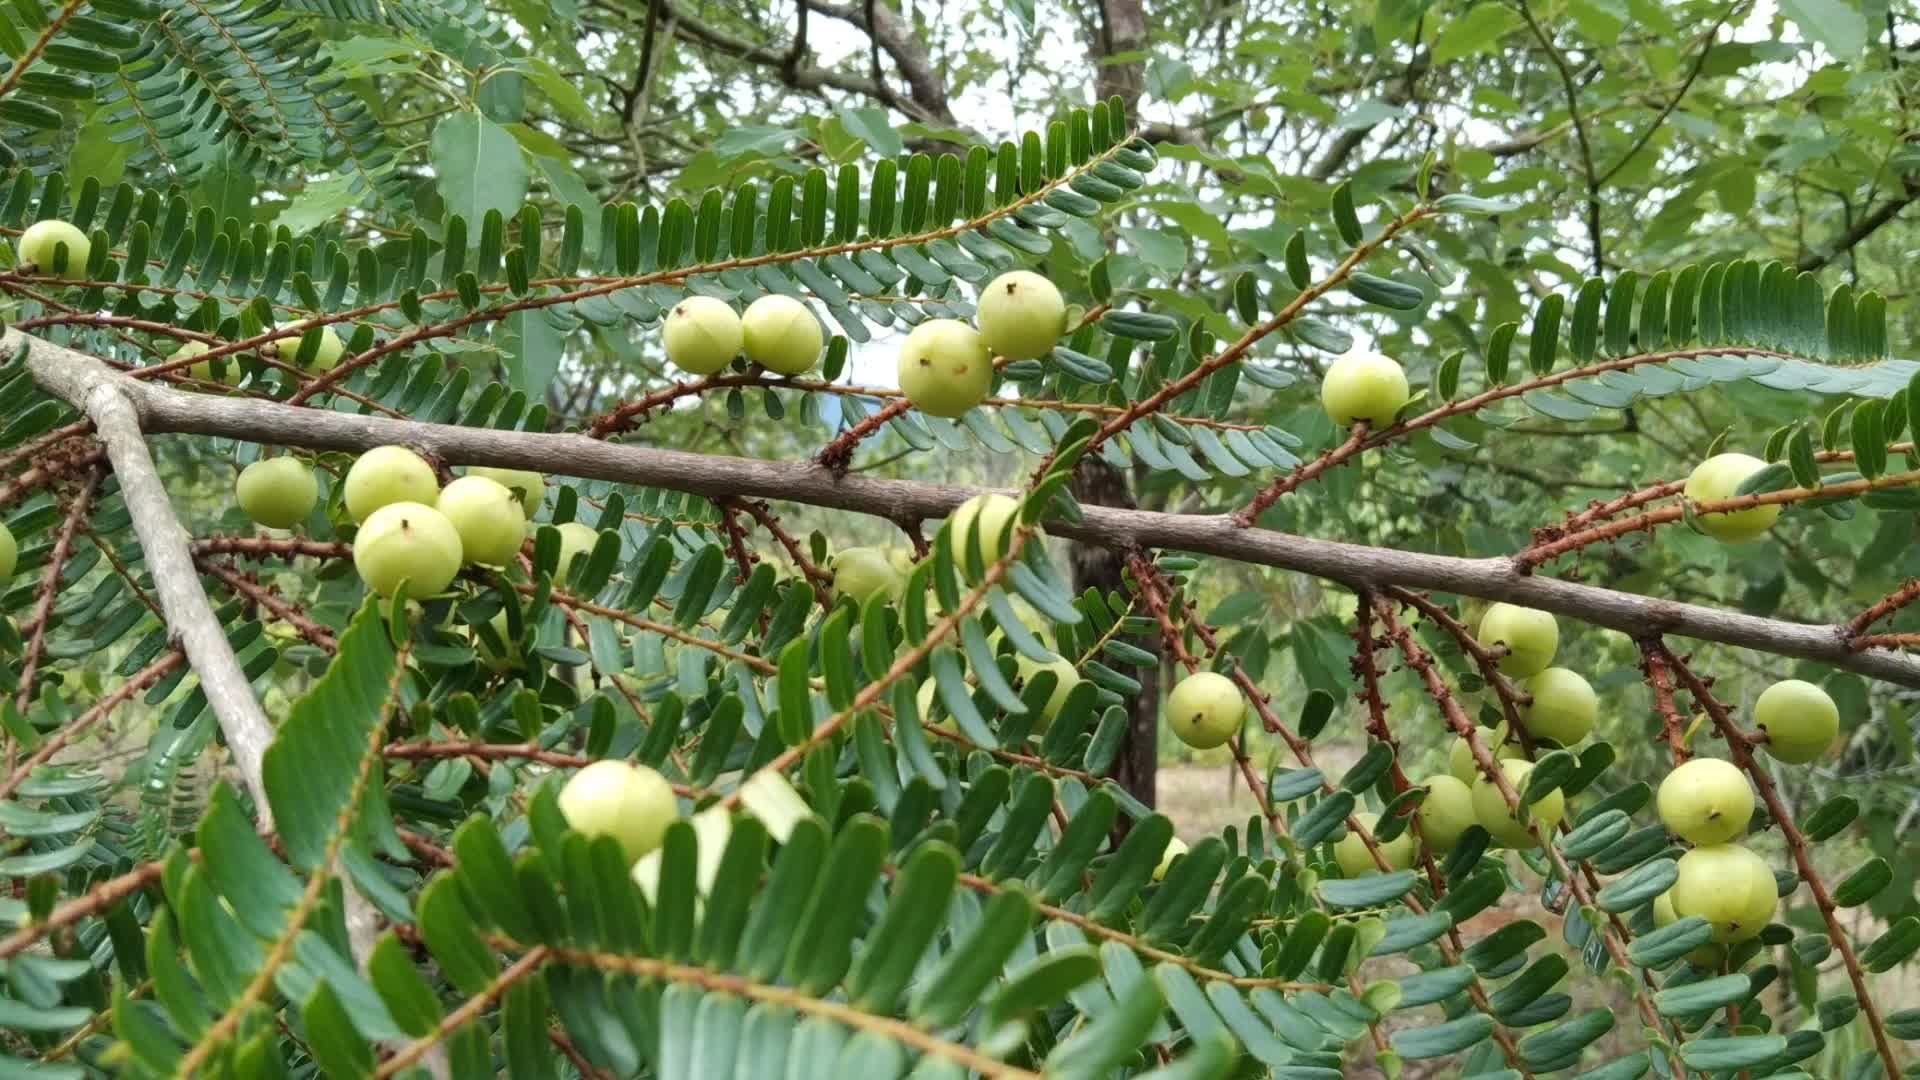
[1779,0,1867,58]
[1678,1035,1788,1069]
[432,111,530,226]
[908,885,1035,1027]
[1655,973,1752,1017]
[1391,1013,1493,1059]
[1318,870,1417,908]
[262,598,398,869]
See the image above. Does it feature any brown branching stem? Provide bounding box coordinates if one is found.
[0,651,185,802]
[1848,578,1920,638]
[1654,642,1902,1080]
[1638,641,1693,764]
[14,468,100,722]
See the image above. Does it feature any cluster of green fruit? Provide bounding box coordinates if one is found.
[235,446,574,600]
[1648,679,1838,961]
[168,322,347,385]
[660,271,1068,420]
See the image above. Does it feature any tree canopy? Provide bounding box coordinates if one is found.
[0,0,1917,1078]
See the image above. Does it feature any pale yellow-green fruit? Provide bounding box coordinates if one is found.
[1470,758,1565,848]
[557,759,679,864]
[1476,603,1559,678]
[236,457,318,530]
[1416,774,1477,852]
[1520,667,1598,746]
[1165,671,1245,750]
[975,270,1067,361]
[18,220,90,279]
[467,467,544,519]
[1448,726,1525,784]
[898,318,993,417]
[0,521,15,584]
[475,609,519,670]
[829,546,904,605]
[272,321,345,371]
[1335,812,1415,877]
[662,295,743,376]
[1753,679,1839,765]
[436,475,527,566]
[169,340,237,385]
[554,521,606,581]
[1670,843,1777,944]
[1320,349,1410,428]
[1684,453,1780,543]
[344,446,440,524]
[1015,654,1079,732]
[353,501,463,599]
[1653,891,1729,966]
[740,294,823,375]
[1154,836,1189,882]
[886,547,916,576]
[1657,757,1754,845]
[947,492,1020,574]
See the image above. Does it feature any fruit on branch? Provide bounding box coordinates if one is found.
[662,295,744,376]
[1656,757,1754,845]
[467,467,545,519]
[1416,774,1477,852]
[169,341,237,386]
[741,295,824,375]
[1683,452,1780,543]
[1319,349,1410,428]
[829,546,904,604]
[1154,836,1189,882]
[1669,842,1778,943]
[271,321,345,371]
[1469,758,1566,848]
[554,521,606,582]
[1448,725,1525,783]
[1165,671,1245,749]
[556,759,679,863]
[1335,811,1415,876]
[0,521,15,583]
[353,501,463,599]
[975,270,1067,361]
[1752,678,1838,764]
[1652,891,1728,967]
[344,446,440,523]
[947,492,1020,578]
[18,220,90,279]
[897,318,993,417]
[475,609,519,670]
[1475,602,1559,677]
[1014,654,1080,731]
[1519,667,1598,745]
[437,475,528,566]
[236,457,318,530]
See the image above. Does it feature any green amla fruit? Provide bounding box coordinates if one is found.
[169,341,239,386]
[345,445,440,524]
[1448,724,1525,784]
[271,321,345,371]
[1519,666,1598,745]
[1656,757,1753,845]
[1670,843,1778,944]
[829,546,904,605]
[1014,654,1080,732]
[947,492,1019,578]
[1165,671,1245,750]
[1476,602,1558,677]
[1154,836,1188,882]
[467,467,545,519]
[1334,811,1415,876]
[436,475,527,566]
[557,759,679,864]
[1470,758,1565,848]
[236,457,318,529]
[1320,349,1410,428]
[353,501,464,599]
[1415,774,1477,852]
[1652,891,1728,966]
[1752,678,1838,764]
[1683,453,1779,543]
[553,521,611,582]
[18,220,90,280]
[0,520,15,584]
[975,270,1067,361]
[741,295,823,375]
[897,318,993,417]
[662,295,743,376]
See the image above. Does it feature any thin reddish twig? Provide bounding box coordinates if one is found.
[198,559,339,652]
[1637,640,1693,764]
[0,650,185,801]
[1232,421,1367,525]
[1848,578,1920,638]
[15,468,101,718]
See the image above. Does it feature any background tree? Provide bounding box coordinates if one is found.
[0,0,1917,1077]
